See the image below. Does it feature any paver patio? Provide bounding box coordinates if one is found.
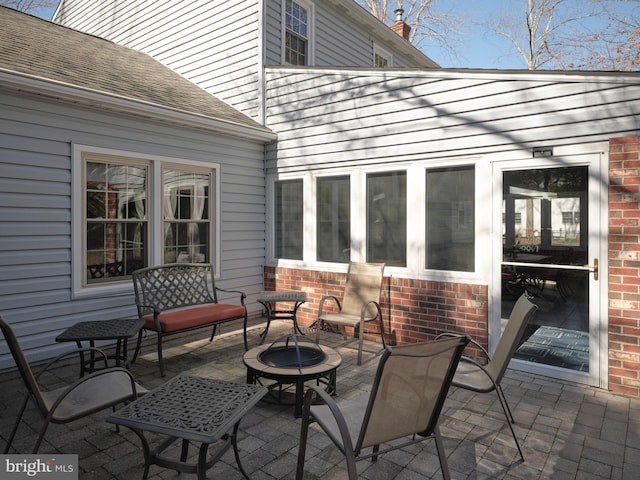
[0,319,638,479]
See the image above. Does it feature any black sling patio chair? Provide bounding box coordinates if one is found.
[437,293,538,461]
[0,314,146,453]
[296,334,470,480]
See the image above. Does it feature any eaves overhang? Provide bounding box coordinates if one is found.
[0,69,278,143]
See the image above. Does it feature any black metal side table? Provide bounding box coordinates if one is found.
[55,318,144,375]
[257,291,307,344]
[107,376,267,480]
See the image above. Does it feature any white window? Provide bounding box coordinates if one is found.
[425,166,475,271]
[275,179,304,259]
[283,0,314,65]
[373,44,393,67]
[317,176,350,263]
[367,171,406,266]
[73,146,217,295]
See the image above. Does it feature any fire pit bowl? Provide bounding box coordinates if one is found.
[258,335,327,369]
[243,335,342,417]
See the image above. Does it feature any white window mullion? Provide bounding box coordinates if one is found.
[151,160,162,266]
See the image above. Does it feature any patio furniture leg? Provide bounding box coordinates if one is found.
[434,426,451,480]
[231,422,252,480]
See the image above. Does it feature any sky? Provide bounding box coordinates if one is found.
[31,0,638,70]
[424,0,639,69]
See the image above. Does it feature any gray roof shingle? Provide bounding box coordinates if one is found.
[0,6,272,137]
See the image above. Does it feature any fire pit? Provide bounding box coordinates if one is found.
[243,335,342,417]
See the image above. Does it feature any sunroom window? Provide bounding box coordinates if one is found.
[317,176,350,263]
[275,179,303,259]
[425,166,475,271]
[367,171,406,266]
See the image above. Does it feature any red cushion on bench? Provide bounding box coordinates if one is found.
[143,303,245,332]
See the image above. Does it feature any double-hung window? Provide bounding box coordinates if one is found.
[77,147,215,290]
[284,0,311,65]
[373,44,393,67]
[85,158,148,283]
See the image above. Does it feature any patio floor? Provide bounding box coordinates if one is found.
[1,319,638,479]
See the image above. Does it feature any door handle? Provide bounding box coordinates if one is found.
[584,258,598,280]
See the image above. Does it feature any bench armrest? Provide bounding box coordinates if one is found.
[214,287,247,304]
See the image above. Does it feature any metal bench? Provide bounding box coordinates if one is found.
[132,263,248,376]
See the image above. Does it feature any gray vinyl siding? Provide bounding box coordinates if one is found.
[263,0,429,68]
[54,0,433,123]
[264,1,283,65]
[0,89,267,370]
[264,68,640,172]
[54,0,263,120]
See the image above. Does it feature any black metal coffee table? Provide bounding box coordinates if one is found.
[55,318,144,375]
[107,375,267,480]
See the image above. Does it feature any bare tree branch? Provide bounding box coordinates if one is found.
[356,0,466,60]
[488,0,638,70]
[0,0,57,13]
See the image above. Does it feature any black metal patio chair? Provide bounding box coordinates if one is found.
[0,314,146,453]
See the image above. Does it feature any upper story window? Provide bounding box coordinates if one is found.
[284,0,313,65]
[76,147,216,292]
[373,44,393,67]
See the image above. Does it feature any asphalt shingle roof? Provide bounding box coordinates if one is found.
[0,6,271,135]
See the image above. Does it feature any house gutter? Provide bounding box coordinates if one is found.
[0,70,278,143]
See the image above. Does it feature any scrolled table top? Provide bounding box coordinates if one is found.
[257,291,307,303]
[107,375,267,443]
[55,318,144,342]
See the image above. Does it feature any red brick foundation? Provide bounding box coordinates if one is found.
[608,135,640,397]
[264,266,488,348]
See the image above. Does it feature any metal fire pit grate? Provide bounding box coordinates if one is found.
[243,335,342,417]
[258,334,326,371]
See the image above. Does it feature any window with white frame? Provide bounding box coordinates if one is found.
[162,169,211,265]
[284,0,311,65]
[373,44,393,67]
[275,179,303,259]
[367,171,406,266]
[317,176,350,263]
[84,159,148,283]
[425,166,475,271]
[79,149,215,287]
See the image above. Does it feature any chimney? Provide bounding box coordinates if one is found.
[390,7,411,41]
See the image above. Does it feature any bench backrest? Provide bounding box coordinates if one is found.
[132,263,218,317]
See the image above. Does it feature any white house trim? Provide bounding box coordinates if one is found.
[0,70,277,143]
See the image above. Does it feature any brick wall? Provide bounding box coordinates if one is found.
[608,135,640,397]
[263,266,488,348]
